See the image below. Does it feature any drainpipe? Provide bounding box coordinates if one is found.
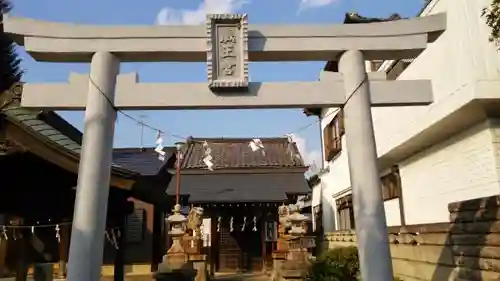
[318,113,324,169]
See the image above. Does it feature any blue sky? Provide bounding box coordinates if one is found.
[10,0,424,167]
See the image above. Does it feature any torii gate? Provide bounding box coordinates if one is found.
[5,13,446,281]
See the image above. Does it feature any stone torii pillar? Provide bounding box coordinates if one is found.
[65,52,120,281]
[339,50,393,280]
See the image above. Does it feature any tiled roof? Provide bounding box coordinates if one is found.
[3,107,141,173]
[112,147,176,176]
[181,137,305,170]
[3,107,83,153]
[0,85,136,176]
[167,172,309,203]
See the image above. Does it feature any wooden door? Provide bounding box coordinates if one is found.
[218,226,241,272]
[217,227,263,272]
[241,229,262,272]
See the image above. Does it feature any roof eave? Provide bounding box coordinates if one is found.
[3,112,140,180]
[179,167,309,174]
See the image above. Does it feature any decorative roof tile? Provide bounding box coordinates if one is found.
[181,137,305,170]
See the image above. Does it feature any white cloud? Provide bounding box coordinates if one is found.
[156,0,248,25]
[298,0,336,12]
[290,134,322,171]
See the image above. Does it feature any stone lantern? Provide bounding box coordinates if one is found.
[288,205,308,237]
[155,204,195,281]
[287,204,314,262]
[166,204,187,255]
[272,204,313,281]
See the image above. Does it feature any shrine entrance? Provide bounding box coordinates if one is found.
[4,11,447,281]
[217,221,262,272]
[202,204,280,274]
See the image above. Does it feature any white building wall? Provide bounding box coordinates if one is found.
[383,199,402,226]
[318,0,500,229]
[319,136,350,232]
[400,121,500,224]
[374,0,500,157]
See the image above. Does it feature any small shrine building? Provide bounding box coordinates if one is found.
[166,137,310,273]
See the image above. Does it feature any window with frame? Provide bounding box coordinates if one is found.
[370,60,384,71]
[336,194,355,230]
[335,167,402,231]
[380,166,402,201]
[313,205,322,233]
[323,110,345,162]
[126,208,146,243]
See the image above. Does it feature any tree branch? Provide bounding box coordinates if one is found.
[482,0,500,46]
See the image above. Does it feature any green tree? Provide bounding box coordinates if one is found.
[483,0,500,45]
[0,0,23,93]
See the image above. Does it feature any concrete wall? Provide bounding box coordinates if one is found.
[323,195,500,281]
[318,0,500,228]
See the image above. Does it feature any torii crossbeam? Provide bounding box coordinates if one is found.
[20,72,432,110]
[4,12,446,281]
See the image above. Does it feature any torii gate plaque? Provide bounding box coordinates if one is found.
[206,14,249,90]
[4,12,446,281]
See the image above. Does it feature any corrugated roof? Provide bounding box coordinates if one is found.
[181,137,306,170]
